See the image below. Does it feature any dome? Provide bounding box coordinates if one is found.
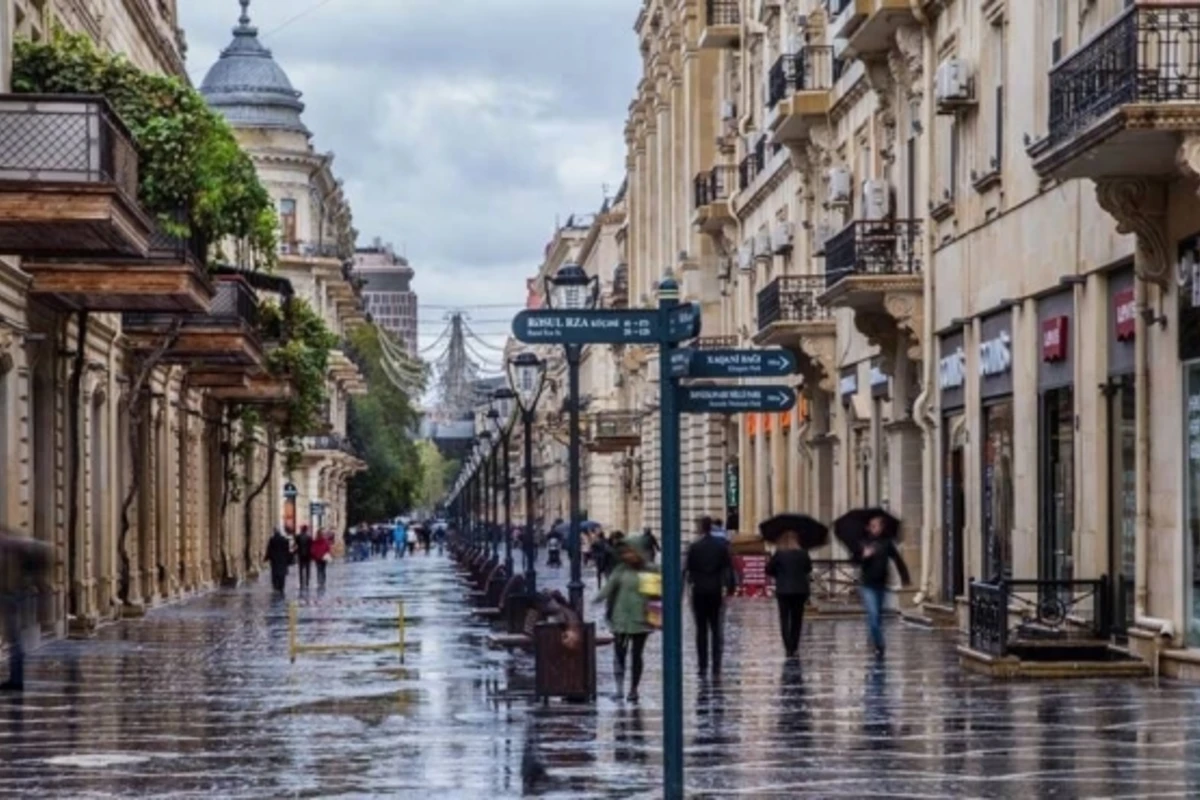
[200,0,309,135]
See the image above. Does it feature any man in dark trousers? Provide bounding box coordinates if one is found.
[0,532,50,692]
[295,526,314,589]
[684,516,736,680]
[264,528,293,595]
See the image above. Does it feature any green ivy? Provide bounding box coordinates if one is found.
[262,297,338,470]
[12,31,278,269]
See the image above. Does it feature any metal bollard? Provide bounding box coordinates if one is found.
[288,601,298,663]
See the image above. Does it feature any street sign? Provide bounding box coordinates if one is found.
[511,309,660,345]
[668,349,692,378]
[679,385,796,414]
[676,348,796,379]
[665,302,702,343]
[283,482,298,499]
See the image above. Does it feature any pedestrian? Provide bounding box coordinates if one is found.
[545,528,563,568]
[590,531,611,590]
[264,527,293,595]
[421,523,433,555]
[766,530,812,658]
[295,525,314,589]
[311,530,333,589]
[0,532,50,692]
[434,523,446,555]
[712,518,729,540]
[640,527,660,563]
[597,537,658,703]
[393,518,406,558]
[407,524,419,555]
[856,514,910,657]
[684,516,736,680]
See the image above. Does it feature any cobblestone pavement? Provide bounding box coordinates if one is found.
[1,551,1199,798]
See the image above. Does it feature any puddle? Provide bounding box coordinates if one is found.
[279,691,420,726]
[43,753,155,768]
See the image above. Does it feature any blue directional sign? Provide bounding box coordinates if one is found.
[665,302,702,343]
[676,348,796,379]
[668,349,692,378]
[512,309,660,345]
[679,385,797,414]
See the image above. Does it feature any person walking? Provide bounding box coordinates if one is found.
[684,516,736,680]
[640,527,660,564]
[766,531,812,658]
[406,524,419,556]
[856,514,911,658]
[295,526,314,589]
[392,519,406,559]
[590,531,612,590]
[0,533,50,692]
[264,528,293,595]
[311,530,333,589]
[597,537,658,703]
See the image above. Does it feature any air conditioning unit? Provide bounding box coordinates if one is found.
[754,229,772,261]
[737,243,754,272]
[828,167,852,205]
[935,57,972,107]
[771,221,795,253]
[863,179,891,220]
[721,100,737,120]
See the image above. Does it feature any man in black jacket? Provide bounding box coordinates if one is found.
[265,529,293,595]
[766,534,812,657]
[684,517,736,679]
[295,526,314,589]
[857,514,911,657]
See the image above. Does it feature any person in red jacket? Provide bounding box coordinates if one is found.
[311,531,333,589]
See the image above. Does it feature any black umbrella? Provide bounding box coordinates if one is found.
[758,514,829,550]
[833,508,901,556]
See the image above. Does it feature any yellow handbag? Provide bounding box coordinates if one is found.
[639,571,662,629]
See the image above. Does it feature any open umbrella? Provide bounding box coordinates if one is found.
[758,514,829,550]
[833,508,901,557]
[579,521,603,533]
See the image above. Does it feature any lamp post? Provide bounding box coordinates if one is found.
[477,432,493,552]
[508,352,547,592]
[545,262,600,614]
[489,388,517,575]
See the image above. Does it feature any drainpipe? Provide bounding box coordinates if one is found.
[911,19,938,607]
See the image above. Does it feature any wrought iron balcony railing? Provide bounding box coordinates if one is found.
[969,577,1114,658]
[310,434,359,457]
[705,0,740,26]
[757,275,831,330]
[123,276,259,337]
[1048,4,1200,145]
[146,206,207,266]
[0,95,138,200]
[692,164,738,209]
[824,219,922,289]
[767,47,839,109]
[593,411,641,440]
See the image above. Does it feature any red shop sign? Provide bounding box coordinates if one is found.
[734,555,770,597]
[1042,316,1069,362]
[1114,288,1136,341]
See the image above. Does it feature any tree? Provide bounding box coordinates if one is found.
[415,441,457,513]
[345,326,423,524]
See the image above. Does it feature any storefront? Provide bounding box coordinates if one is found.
[979,312,1014,581]
[1107,268,1136,632]
[1038,292,1075,585]
[870,357,890,510]
[1179,234,1200,646]
[938,329,966,602]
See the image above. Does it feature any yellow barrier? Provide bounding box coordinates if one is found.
[288,600,406,664]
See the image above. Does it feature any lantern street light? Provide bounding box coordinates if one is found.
[489,387,518,575]
[507,351,547,592]
[477,431,493,551]
[545,262,600,613]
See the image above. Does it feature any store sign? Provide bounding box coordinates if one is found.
[1114,288,1136,341]
[1042,316,1068,362]
[979,331,1012,377]
[940,347,966,389]
[725,463,739,510]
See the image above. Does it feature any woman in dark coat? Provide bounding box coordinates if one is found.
[766,531,812,658]
[264,529,293,594]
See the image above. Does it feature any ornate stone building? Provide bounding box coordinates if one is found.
[201,0,368,540]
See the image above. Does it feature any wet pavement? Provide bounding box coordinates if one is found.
[2,551,1200,798]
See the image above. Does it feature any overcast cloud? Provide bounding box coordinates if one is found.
[181,0,638,363]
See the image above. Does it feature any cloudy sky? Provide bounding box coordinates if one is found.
[181,0,639,366]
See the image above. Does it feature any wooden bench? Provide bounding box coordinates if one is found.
[473,575,526,621]
[487,604,540,650]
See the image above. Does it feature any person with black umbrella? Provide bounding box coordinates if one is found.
[759,514,825,658]
[838,509,910,658]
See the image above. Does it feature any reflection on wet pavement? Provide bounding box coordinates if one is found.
[0,553,1198,798]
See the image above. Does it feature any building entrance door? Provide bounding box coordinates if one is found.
[1040,387,1075,586]
[942,415,966,602]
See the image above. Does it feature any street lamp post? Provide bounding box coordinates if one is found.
[477,433,493,553]
[489,388,517,575]
[508,352,547,593]
[545,263,600,614]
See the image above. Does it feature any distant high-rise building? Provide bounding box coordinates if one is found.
[354,238,418,356]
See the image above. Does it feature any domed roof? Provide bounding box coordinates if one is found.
[200,0,309,135]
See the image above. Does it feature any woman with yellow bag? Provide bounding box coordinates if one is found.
[597,536,660,703]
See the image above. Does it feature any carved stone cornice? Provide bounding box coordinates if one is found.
[1095,178,1170,287]
[0,327,14,374]
[798,329,837,394]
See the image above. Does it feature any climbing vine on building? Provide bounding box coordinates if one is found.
[12,31,278,268]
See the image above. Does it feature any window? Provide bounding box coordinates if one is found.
[1052,0,1066,64]
[983,400,1014,581]
[280,198,297,247]
[991,19,1006,171]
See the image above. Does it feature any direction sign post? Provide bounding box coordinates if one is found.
[511,309,661,346]
[679,385,797,415]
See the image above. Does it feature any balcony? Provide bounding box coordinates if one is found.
[23,207,214,312]
[753,275,836,391]
[1031,4,1200,180]
[307,434,360,461]
[0,95,153,258]
[691,164,737,234]
[819,219,923,362]
[699,0,740,50]
[329,349,368,396]
[609,263,629,309]
[828,0,919,57]
[588,411,641,454]
[122,276,263,376]
[208,372,294,406]
[768,47,838,147]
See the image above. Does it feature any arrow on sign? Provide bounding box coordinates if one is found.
[678,385,797,414]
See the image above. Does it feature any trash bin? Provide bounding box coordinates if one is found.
[534,621,596,703]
